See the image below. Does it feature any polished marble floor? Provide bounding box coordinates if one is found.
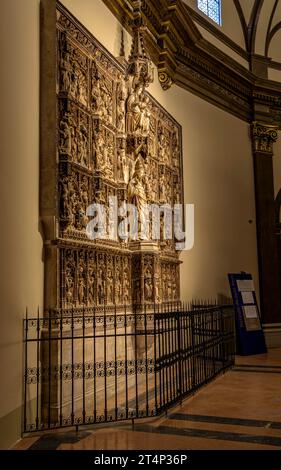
[15,349,281,450]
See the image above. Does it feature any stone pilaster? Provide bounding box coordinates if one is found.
[251,122,281,324]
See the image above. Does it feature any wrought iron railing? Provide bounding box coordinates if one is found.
[23,304,235,433]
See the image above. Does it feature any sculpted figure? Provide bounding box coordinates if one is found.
[102,146,113,179]
[159,173,167,203]
[77,69,87,106]
[155,280,161,304]
[60,119,72,155]
[88,273,95,305]
[115,269,122,304]
[117,148,129,183]
[107,270,114,304]
[59,112,76,156]
[172,129,180,168]
[124,271,130,304]
[78,278,86,304]
[77,124,88,165]
[94,132,105,168]
[93,73,113,123]
[94,133,113,178]
[117,101,125,133]
[65,269,74,305]
[158,129,169,163]
[98,272,105,305]
[69,59,79,98]
[61,177,76,227]
[100,80,113,123]
[81,177,89,208]
[144,278,153,301]
[117,149,123,181]
[138,95,151,135]
[167,280,172,300]
[77,128,83,164]
[92,71,103,116]
[71,126,77,159]
[61,51,73,91]
[128,147,149,235]
[117,75,127,133]
[126,84,144,134]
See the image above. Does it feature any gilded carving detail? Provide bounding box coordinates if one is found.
[158,71,174,91]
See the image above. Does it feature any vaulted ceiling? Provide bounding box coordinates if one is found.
[234,0,281,59]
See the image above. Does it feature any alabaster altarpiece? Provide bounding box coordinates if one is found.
[41,3,184,317]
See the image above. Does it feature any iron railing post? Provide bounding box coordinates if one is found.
[153,303,158,416]
[191,311,196,389]
[23,308,28,433]
[177,310,182,401]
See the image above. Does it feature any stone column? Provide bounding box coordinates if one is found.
[251,122,281,324]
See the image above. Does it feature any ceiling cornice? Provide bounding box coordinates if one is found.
[102,0,281,127]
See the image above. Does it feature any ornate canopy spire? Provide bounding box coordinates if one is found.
[127,0,154,89]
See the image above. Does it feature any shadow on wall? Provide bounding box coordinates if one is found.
[217,293,232,305]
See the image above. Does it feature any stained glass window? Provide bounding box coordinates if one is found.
[198,0,221,26]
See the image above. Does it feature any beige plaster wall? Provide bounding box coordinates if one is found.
[152,82,258,301]
[268,68,281,83]
[0,0,260,448]
[194,22,248,69]
[0,0,43,449]
[268,29,281,64]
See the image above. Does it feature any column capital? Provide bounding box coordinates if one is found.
[252,122,278,155]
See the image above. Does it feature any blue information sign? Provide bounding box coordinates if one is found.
[228,272,267,355]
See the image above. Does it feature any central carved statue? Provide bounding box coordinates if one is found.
[126,83,150,135]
